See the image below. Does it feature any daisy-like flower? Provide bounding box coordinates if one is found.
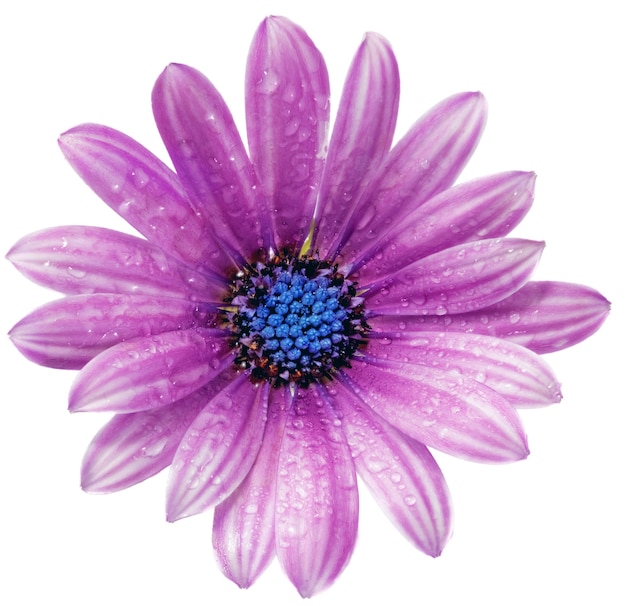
[8,16,609,598]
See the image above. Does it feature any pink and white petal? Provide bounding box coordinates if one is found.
[326,380,452,556]
[367,330,561,408]
[313,32,399,258]
[166,376,269,522]
[369,281,611,354]
[343,357,528,462]
[354,171,536,281]
[212,387,290,588]
[58,124,232,277]
[81,386,211,493]
[336,92,487,264]
[69,329,231,413]
[246,16,330,250]
[9,293,216,370]
[6,226,225,301]
[152,64,269,261]
[275,386,358,598]
[364,238,544,316]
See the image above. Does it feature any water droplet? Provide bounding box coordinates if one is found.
[509,312,521,324]
[179,140,196,158]
[404,495,417,506]
[257,69,280,95]
[244,503,259,515]
[131,167,150,189]
[141,438,167,457]
[67,266,87,279]
[365,457,389,473]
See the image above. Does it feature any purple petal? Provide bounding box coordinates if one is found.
[275,386,358,598]
[327,380,452,556]
[9,293,216,369]
[354,171,536,281]
[152,64,270,261]
[246,16,330,250]
[58,124,233,277]
[81,386,211,493]
[367,331,561,408]
[364,238,544,315]
[166,376,269,522]
[69,329,231,413]
[212,388,290,588]
[335,91,487,263]
[369,281,610,354]
[313,32,399,258]
[343,357,529,462]
[6,226,225,301]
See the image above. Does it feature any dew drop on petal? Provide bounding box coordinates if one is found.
[179,140,196,158]
[131,167,150,189]
[244,503,259,515]
[365,456,389,474]
[256,69,280,95]
[509,312,521,324]
[141,438,168,458]
[67,266,87,279]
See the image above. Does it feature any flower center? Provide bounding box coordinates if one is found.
[222,252,369,387]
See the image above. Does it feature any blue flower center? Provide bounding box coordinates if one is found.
[223,253,368,387]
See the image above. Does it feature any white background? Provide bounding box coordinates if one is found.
[1,1,623,604]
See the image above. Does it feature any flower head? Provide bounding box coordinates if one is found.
[7,16,609,598]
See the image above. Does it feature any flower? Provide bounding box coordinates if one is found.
[7,16,609,598]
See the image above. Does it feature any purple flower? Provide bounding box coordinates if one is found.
[7,16,609,598]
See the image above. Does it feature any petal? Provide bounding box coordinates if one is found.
[166,375,269,522]
[344,357,529,462]
[369,281,611,354]
[69,329,231,413]
[275,386,358,598]
[9,293,216,369]
[367,330,561,408]
[212,388,290,588]
[364,238,544,315]
[246,16,330,249]
[335,91,487,264]
[313,32,399,258]
[81,386,211,493]
[6,226,225,301]
[152,64,270,261]
[354,171,536,281]
[58,124,232,277]
[326,380,452,557]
